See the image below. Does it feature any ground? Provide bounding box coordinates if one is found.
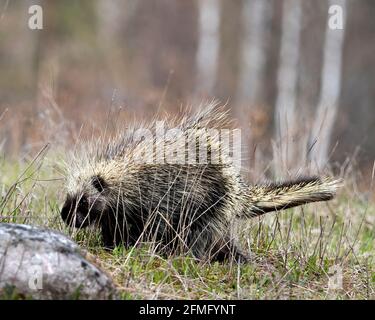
[0,154,374,299]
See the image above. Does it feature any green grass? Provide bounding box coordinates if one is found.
[0,154,374,300]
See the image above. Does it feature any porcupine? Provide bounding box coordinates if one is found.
[60,102,341,262]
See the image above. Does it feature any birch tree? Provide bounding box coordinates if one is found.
[237,0,272,106]
[236,0,273,178]
[195,0,221,97]
[273,0,302,176]
[310,0,347,170]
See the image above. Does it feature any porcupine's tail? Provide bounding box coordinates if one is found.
[243,176,342,217]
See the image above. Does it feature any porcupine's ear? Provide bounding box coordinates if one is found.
[91,175,108,192]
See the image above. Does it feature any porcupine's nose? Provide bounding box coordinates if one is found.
[60,196,76,226]
[61,194,90,228]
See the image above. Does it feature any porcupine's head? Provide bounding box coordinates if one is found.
[60,169,110,228]
[60,128,134,229]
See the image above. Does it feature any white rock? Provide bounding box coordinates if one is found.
[0,223,117,299]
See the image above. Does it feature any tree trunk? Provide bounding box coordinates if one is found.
[237,0,272,106]
[310,0,347,171]
[195,0,221,97]
[273,0,302,176]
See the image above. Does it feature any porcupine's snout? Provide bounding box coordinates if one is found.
[60,194,104,228]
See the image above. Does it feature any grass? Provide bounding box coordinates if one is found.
[0,151,374,300]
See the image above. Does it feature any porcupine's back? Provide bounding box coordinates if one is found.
[65,101,234,191]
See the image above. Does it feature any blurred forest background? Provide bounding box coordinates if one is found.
[0,0,374,192]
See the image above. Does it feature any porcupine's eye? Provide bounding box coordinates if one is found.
[92,175,107,192]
